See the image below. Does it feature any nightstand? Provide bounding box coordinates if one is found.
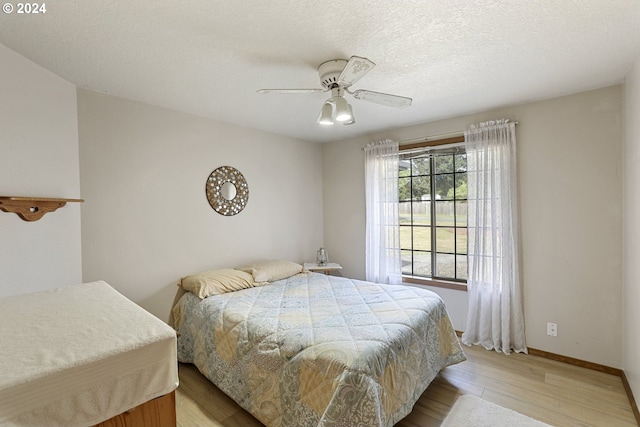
[304,262,343,275]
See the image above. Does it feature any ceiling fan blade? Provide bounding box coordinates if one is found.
[257,88,326,94]
[338,56,375,87]
[352,89,412,108]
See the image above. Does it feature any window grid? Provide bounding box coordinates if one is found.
[400,150,467,282]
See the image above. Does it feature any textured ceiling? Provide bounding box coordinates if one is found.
[1,0,639,143]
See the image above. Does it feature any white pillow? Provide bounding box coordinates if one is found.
[235,259,303,283]
[180,268,254,299]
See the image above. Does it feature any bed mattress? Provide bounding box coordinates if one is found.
[173,272,466,427]
[0,281,178,427]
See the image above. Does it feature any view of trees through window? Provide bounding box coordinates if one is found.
[399,147,468,281]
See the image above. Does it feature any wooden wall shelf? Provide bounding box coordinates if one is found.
[0,196,84,222]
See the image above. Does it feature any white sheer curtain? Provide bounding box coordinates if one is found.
[364,139,402,285]
[462,119,527,354]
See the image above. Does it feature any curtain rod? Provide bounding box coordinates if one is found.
[358,121,519,150]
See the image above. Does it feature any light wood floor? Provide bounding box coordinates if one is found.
[176,342,638,427]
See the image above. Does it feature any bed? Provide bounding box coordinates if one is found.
[0,281,178,427]
[172,263,465,427]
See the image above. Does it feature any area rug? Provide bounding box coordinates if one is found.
[441,395,553,427]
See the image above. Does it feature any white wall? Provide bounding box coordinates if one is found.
[78,89,324,321]
[623,54,640,406]
[0,43,82,295]
[323,86,623,367]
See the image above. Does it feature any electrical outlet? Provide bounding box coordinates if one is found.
[547,322,558,337]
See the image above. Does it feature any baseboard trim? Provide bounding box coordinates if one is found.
[522,348,640,425]
[621,371,640,426]
[527,347,640,424]
[527,347,622,376]
[455,332,639,424]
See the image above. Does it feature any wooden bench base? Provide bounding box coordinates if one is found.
[94,391,176,427]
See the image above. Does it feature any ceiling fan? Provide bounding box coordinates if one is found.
[257,56,412,126]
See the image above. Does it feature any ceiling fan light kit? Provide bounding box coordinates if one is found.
[316,86,355,126]
[333,96,352,122]
[316,96,355,126]
[317,101,334,125]
[258,55,412,126]
[345,104,355,125]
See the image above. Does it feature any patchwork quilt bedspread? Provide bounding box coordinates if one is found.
[173,272,466,427]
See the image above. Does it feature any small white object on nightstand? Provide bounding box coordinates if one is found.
[304,262,342,275]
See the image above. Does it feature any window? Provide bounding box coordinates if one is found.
[399,138,467,284]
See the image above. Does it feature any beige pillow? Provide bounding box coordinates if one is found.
[235,259,303,283]
[180,268,254,299]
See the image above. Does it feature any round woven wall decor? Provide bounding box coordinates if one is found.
[205,166,249,216]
